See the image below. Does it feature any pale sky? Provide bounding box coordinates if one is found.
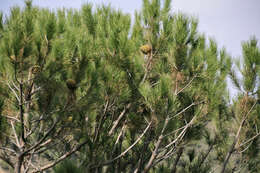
[1,0,259,57]
[1,0,260,98]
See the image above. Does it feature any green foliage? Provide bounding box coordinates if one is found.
[53,159,83,173]
[0,0,259,173]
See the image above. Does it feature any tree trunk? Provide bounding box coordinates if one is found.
[14,154,24,173]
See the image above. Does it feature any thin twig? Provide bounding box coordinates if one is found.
[238,132,260,148]
[163,115,196,150]
[11,121,21,148]
[221,101,257,173]
[168,102,200,121]
[2,115,20,122]
[114,121,127,145]
[91,122,152,168]
[143,114,169,173]
[0,147,16,154]
[11,80,19,91]
[24,120,58,155]
[109,108,126,136]
[31,139,89,173]
[238,141,253,154]
[176,75,197,95]
[94,100,109,143]
[7,82,20,102]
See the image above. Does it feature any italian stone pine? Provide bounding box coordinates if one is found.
[0,0,259,173]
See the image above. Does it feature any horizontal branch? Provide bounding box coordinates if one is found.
[0,147,16,154]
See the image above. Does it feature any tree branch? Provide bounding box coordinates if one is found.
[19,82,26,143]
[94,100,109,143]
[168,101,203,121]
[32,139,89,173]
[176,75,197,95]
[7,82,20,102]
[24,120,58,155]
[109,107,126,136]
[171,146,184,173]
[10,121,21,149]
[221,101,257,173]
[0,154,14,169]
[163,115,196,150]
[0,147,16,154]
[91,122,152,168]
[238,131,260,149]
[143,115,169,173]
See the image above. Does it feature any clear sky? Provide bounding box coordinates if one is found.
[1,0,260,97]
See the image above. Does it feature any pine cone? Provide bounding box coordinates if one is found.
[66,79,77,90]
[31,65,41,74]
[140,44,152,55]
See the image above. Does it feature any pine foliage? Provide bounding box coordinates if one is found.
[0,0,259,173]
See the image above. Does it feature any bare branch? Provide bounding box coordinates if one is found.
[114,121,127,145]
[238,141,253,154]
[163,115,196,150]
[2,115,20,122]
[168,101,203,121]
[11,80,19,91]
[221,101,257,173]
[18,82,26,143]
[93,100,109,143]
[24,149,36,173]
[176,75,197,95]
[31,139,90,173]
[91,122,152,168]
[11,121,21,148]
[0,147,16,154]
[141,52,153,83]
[30,86,42,96]
[109,108,126,136]
[163,123,188,138]
[171,146,184,173]
[24,120,58,155]
[33,139,52,152]
[7,82,20,102]
[143,114,169,173]
[238,131,260,149]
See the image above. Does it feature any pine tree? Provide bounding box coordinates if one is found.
[222,37,260,173]
[1,0,259,173]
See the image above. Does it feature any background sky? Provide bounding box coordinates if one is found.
[1,0,260,97]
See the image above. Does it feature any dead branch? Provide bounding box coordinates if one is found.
[143,114,170,173]
[109,108,126,136]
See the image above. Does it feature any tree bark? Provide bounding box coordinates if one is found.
[14,154,24,173]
